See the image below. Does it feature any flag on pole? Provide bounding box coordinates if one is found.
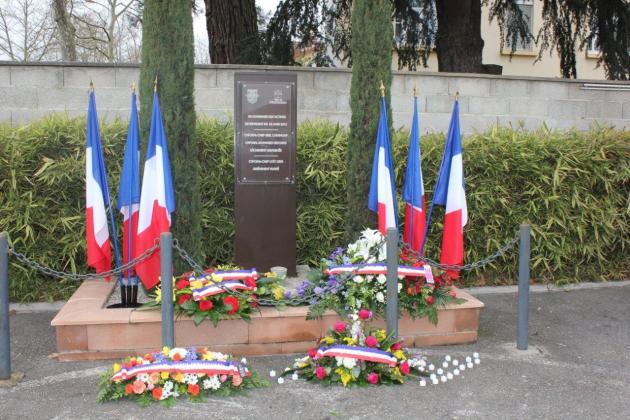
[432,100,467,278]
[368,95,398,235]
[117,90,141,277]
[85,90,112,274]
[402,95,426,252]
[135,91,175,289]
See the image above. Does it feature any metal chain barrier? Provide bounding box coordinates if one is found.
[7,241,159,281]
[172,240,320,306]
[400,230,521,271]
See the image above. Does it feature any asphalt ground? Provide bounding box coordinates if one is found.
[1,285,629,420]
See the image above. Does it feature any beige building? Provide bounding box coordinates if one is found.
[393,0,606,79]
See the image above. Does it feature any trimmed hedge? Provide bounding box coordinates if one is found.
[0,116,628,302]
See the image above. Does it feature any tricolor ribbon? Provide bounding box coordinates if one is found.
[192,280,255,301]
[324,264,434,284]
[315,345,398,367]
[212,269,258,281]
[111,360,243,381]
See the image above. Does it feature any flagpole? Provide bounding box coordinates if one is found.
[409,86,417,250]
[420,90,458,255]
[90,82,124,291]
[129,83,138,303]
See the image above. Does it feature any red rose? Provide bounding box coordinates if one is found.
[334,322,346,333]
[223,296,240,315]
[178,294,191,305]
[391,342,401,351]
[244,277,257,289]
[358,309,372,320]
[400,360,410,376]
[365,336,378,348]
[407,287,414,296]
[367,372,379,384]
[176,279,190,290]
[124,383,134,395]
[199,300,214,311]
[187,383,200,396]
[315,366,327,379]
[449,289,457,298]
[425,295,434,305]
[152,387,163,400]
[143,353,153,362]
[250,294,258,309]
[307,348,318,359]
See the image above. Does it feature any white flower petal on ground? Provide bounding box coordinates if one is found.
[453,359,459,366]
[437,368,443,375]
[440,376,447,382]
[445,355,451,362]
[473,352,479,358]
[453,369,460,376]
[467,362,474,369]
[419,380,426,387]
[447,372,453,380]
[277,377,285,384]
[474,358,480,365]
[269,370,276,377]
[442,362,449,368]
[291,373,299,381]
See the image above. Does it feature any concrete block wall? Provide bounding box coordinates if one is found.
[0,62,628,133]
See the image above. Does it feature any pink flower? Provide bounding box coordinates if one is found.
[391,342,401,351]
[220,375,228,382]
[149,372,160,384]
[132,379,146,394]
[315,366,327,380]
[307,348,318,359]
[367,372,379,384]
[399,360,410,376]
[334,322,346,333]
[365,335,378,348]
[147,383,155,390]
[358,309,372,320]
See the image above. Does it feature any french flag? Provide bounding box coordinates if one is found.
[368,96,398,235]
[432,100,467,278]
[135,91,175,289]
[402,95,426,252]
[85,90,112,275]
[117,91,140,277]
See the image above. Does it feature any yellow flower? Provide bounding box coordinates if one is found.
[296,361,309,368]
[335,367,353,386]
[173,372,184,383]
[162,346,170,356]
[112,363,121,373]
[272,287,285,300]
[160,371,169,380]
[321,336,336,345]
[265,272,277,278]
[154,287,162,303]
[190,280,204,289]
[393,350,406,360]
[392,367,402,378]
[375,330,386,341]
[343,337,357,345]
[201,352,215,361]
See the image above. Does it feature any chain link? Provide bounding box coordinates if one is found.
[8,241,159,281]
[400,231,520,271]
[171,241,320,306]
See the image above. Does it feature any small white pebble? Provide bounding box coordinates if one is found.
[452,359,459,366]
[447,372,453,380]
[269,370,276,377]
[445,355,451,362]
[440,375,447,382]
[442,361,449,368]
[466,356,472,363]
[291,373,299,380]
[277,377,284,384]
[453,369,460,376]
[467,362,473,369]
[428,364,435,371]
[474,358,480,365]
[473,352,479,358]
[437,368,444,375]
[419,380,426,387]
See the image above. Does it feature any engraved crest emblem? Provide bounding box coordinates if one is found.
[245,88,259,104]
[273,89,283,102]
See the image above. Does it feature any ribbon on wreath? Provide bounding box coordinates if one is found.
[324,264,434,284]
[192,280,255,301]
[315,345,398,367]
[111,360,243,382]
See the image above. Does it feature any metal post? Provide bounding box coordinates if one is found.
[517,224,531,350]
[386,228,398,338]
[0,232,11,379]
[160,232,174,348]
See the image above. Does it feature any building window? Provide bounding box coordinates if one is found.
[587,34,600,54]
[505,0,534,51]
[394,1,436,49]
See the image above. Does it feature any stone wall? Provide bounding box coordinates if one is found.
[1,62,628,133]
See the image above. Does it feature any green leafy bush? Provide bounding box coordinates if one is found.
[0,116,628,302]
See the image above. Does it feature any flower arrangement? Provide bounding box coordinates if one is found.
[278,310,427,387]
[144,267,286,326]
[295,229,464,323]
[97,347,266,406]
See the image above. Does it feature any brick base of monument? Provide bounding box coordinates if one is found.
[51,280,484,361]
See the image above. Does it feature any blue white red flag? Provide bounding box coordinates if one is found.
[135,92,175,289]
[85,91,112,275]
[117,91,140,277]
[432,100,467,278]
[402,95,426,252]
[368,96,398,235]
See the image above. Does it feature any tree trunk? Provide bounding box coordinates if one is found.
[204,0,260,64]
[435,0,485,73]
[51,0,77,61]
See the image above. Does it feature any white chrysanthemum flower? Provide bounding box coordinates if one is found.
[353,275,364,284]
[397,283,403,293]
[377,274,387,284]
[366,275,374,282]
[240,357,247,365]
[376,292,385,303]
[183,373,198,385]
[202,375,221,390]
[168,347,188,360]
[291,373,299,381]
[163,381,174,391]
[269,370,276,377]
[277,377,285,384]
[136,373,150,383]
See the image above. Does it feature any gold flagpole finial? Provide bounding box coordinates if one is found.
[89,80,94,92]
[455,90,460,101]
[131,81,136,93]
[379,80,385,97]
[413,83,417,97]
[154,75,158,93]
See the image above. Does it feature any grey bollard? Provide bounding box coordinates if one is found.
[160,232,174,348]
[386,228,398,338]
[0,232,11,379]
[517,224,531,350]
